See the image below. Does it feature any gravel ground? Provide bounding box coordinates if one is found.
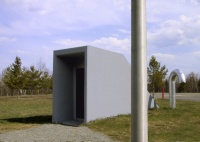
[0,124,115,142]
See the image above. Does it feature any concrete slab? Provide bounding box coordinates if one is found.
[62,121,83,127]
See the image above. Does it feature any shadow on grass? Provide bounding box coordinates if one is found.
[2,115,52,124]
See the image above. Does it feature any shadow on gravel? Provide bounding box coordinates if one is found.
[2,115,52,124]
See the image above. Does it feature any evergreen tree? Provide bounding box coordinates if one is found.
[163,79,169,93]
[39,71,52,94]
[2,56,23,98]
[177,81,186,93]
[2,56,53,96]
[147,56,168,97]
[26,66,42,96]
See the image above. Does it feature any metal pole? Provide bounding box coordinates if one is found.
[169,80,176,108]
[131,0,148,141]
[172,81,176,108]
[168,69,186,109]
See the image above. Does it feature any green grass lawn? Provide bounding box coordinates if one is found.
[0,95,200,142]
[148,100,200,142]
[86,99,200,142]
[0,95,52,133]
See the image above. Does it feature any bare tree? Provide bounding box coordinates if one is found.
[186,72,199,92]
[36,58,48,72]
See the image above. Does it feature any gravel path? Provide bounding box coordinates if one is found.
[0,124,115,142]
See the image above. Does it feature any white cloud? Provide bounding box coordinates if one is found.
[16,50,30,55]
[149,52,200,74]
[91,37,130,53]
[2,0,52,13]
[118,29,131,34]
[53,37,131,55]
[53,39,87,47]
[191,51,200,57]
[190,0,200,4]
[148,14,200,48]
[152,53,176,59]
[112,0,131,11]
[0,36,16,43]
[1,0,130,36]
[147,0,200,24]
[1,0,200,74]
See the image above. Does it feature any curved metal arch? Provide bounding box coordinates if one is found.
[169,69,186,108]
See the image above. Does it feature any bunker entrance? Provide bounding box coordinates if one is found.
[53,51,85,125]
[76,68,84,119]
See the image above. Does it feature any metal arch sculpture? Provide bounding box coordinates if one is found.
[169,69,186,108]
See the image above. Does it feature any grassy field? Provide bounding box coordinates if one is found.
[0,95,52,133]
[87,99,200,142]
[0,95,200,142]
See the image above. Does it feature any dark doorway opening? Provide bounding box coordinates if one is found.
[76,68,84,119]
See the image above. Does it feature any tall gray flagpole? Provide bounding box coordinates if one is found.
[131,0,148,141]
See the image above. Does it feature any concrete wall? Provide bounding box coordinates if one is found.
[53,46,158,124]
[52,56,74,123]
[52,47,86,123]
[53,46,131,123]
[86,46,131,122]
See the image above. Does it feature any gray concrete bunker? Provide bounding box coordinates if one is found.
[52,46,158,124]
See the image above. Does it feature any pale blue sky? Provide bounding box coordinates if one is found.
[0,0,200,76]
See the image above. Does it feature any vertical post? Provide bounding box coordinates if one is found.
[172,81,176,108]
[169,79,176,108]
[131,0,148,142]
[162,87,164,100]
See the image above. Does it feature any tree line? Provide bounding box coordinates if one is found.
[0,56,52,97]
[1,55,200,97]
[147,56,200,96]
